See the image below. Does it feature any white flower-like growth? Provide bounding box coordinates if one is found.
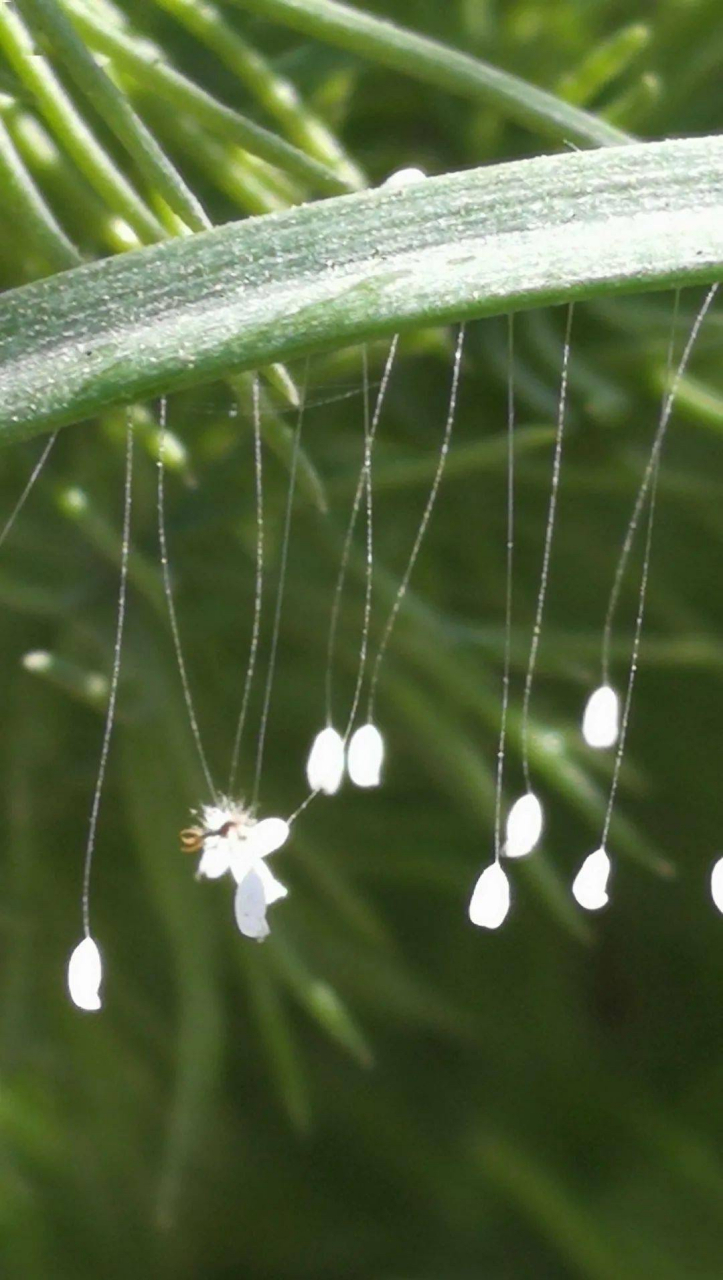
[306,726,345,795]
[67,936,103,1012]
[183,800,290,941]
[468,862,511,930]
[347,722,384,788]
[710,857,723,914]
[572,847,611,911]
[505,792,544,859]
[582,685,620,749]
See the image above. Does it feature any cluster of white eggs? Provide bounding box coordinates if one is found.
[469,684,620,929]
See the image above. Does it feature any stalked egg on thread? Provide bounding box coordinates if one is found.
[306,726,345,795]
[67,936,103,1012]
[582,684,620,749]
[572,847,611,911]
[468,862,511,930]
[505,792,543,859]
[347,723,384,788]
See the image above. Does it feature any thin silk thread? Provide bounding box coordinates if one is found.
[520,303,574,792]
[494,315,515,864]
[82,415,134,936]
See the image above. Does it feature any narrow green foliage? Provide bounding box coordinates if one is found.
[269,936,373,1067]
[17,0,211,231]
[0,99,141,254]
[0,0,166,240]
[0,114,81,271]
[242,950,312,1131]
[556,23,650,106]
[225,0,630,148]
[62,0,353,195]
[151,0,364,187]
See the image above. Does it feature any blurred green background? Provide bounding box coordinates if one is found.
[2,0,723,1276]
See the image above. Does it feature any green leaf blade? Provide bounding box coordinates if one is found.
[2,135,723,440]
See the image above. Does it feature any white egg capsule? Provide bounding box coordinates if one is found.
[347,723,384,788]
[572,847,611,911]
[383,166,426,189]
[710,856,723,915]
[582,684,620,749]
[67,936,103,1012]
[468,862,511,930]
[504,792,543,859]
[305,726,345,795]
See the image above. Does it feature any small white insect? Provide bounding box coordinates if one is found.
[67,936,103,1012]
[468,861,511,930]
[582,684,620,749]
[505,791,544,859]
[181,799,254,879]
[181,799,290,940]
[710,856,723,915]
[347,722,384,788]
[306,726,345,795]
[572,846,611,911]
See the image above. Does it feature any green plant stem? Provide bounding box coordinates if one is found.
[225,0,630,149]
[61,0,352,195]
[151,0,364,188]
[0,0,166,242]
[0,114,81,271]
[1,136,721,440]
[18,0,210,232]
